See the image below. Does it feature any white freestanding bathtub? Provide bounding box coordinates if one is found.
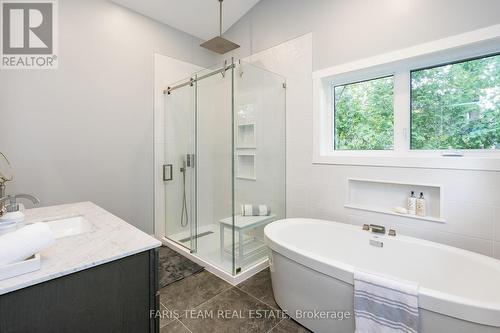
[264,219,500,333]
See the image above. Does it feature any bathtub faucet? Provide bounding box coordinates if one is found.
[362,224,386,234]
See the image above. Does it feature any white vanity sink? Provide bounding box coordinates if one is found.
[44,216,91,239]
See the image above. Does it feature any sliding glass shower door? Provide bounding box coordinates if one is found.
[163,77,198,253]
[163,63,236,274]
[194,63,235,274]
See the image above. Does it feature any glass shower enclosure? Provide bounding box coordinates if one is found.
[161,59,286,276]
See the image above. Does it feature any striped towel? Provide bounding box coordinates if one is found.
[241,204,271,216]
[354,270,419,333]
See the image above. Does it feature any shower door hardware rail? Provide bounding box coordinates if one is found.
[163,62,235,95]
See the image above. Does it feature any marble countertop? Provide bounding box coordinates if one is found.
[0,202,161,295]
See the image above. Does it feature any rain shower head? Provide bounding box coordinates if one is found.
[200,0,240,54]
[200,36,240,54]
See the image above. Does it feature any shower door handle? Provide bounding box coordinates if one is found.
[163,164,173,181]
[186,154,195,168]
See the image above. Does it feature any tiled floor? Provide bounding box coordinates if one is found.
[158,268,311,333]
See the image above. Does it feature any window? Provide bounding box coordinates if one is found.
[411,54,500,150]
[334,76,394,150]
[314,27,500,170]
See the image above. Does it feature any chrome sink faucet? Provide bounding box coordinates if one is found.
[0,151,13,215]
[0,182,6,215]
[0,194,40,214]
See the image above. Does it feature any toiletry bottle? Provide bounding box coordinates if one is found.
[416,192,426,217]
[407,191,417,215]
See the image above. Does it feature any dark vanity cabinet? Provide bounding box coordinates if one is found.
[0,249,159,333]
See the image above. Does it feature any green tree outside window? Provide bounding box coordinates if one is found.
[411,54,500,150]
[334,76,394,150]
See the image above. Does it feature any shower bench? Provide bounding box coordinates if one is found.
[219,214,276,269]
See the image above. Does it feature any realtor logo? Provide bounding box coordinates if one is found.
[1,0,58,69]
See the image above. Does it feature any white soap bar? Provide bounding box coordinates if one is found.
[394,206,408,214]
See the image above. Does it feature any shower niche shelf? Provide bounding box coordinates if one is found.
[236,123,256,149]
[344,178,444,223]
[236,153,256,180]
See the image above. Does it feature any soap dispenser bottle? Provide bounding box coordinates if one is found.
[416,192,426,217]
[407,191,417,215]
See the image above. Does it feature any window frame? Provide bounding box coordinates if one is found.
[312,25,500,171]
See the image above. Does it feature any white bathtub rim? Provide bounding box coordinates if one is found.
[264,218,500,328]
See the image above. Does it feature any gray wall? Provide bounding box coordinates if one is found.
[223,0,500,70]
[0,0,216,233]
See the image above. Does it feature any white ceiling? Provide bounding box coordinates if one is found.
[111,0,261,40]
